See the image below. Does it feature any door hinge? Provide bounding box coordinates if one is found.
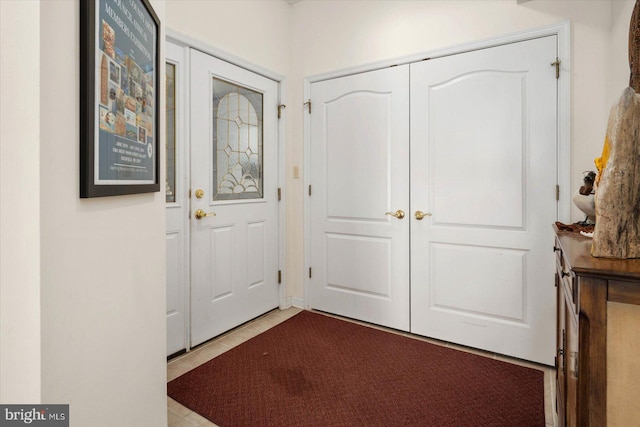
[551,58,561,79]
[562,329,567,368]
[308,185,312,196]
[278,104,286,119]
[304,99,312,114]
[278,187,282,201]
[278,270,282,284]
[309,267,312,278]
[556,185,560,201]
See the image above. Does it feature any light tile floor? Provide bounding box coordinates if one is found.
[167,307,557,427]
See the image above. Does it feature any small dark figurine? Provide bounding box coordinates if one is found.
[572,171,597,226]
[579,171,596,196]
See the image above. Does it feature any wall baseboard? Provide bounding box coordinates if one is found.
[290,297,305,309]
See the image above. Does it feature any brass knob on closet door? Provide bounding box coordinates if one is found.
[414,211,432,220]
[385,210,405,219]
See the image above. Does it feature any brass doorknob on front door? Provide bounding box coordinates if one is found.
[385,210,405,219]
[195,189,205,199]
[194,209,216,220]
[415,211,432,220]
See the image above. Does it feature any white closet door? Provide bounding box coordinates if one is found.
[410,36,558,365]
[308,66,411,331]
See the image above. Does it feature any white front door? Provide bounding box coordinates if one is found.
[308,66,411,331]
[190,49,280,346]
[410,36,558,365]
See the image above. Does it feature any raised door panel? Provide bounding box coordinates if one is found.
[431,243,526,322]
[607,302,640,427]
[565,294,579,427]
[166,231,186,355]
[325,93,390,221]
[557,271,567,427]
[208,226,234,302]
[429,71,525,229]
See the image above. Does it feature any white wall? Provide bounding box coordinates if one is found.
[1,0,168,425]
[166,0,291,77]
[0,0,42,403]
[38,1,168,425]
[610,1,636,101]
[165,0,295,299]
[286,0,631,299]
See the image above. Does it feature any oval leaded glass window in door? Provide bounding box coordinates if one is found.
[212,77,263,200]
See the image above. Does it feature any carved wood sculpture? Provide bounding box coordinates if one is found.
[592,3,640,259]
[630,0,639,92]
[592,88,640,258]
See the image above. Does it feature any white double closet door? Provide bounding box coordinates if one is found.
[309,36,558,365]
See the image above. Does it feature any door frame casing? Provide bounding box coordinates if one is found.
[166,29,288,352]
[303,21,571,309]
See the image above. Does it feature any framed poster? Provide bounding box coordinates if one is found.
[80,0,160,197]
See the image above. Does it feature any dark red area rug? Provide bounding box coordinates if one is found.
[168,311,545,426]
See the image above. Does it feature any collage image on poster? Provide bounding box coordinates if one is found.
[97,14,154,181]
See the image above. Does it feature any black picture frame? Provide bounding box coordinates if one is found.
[80,0,160,197]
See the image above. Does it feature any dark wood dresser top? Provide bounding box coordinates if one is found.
[554,225,640,281]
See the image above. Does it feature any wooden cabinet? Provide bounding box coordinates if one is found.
[555,254,579,426]
[554,226,640,426]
